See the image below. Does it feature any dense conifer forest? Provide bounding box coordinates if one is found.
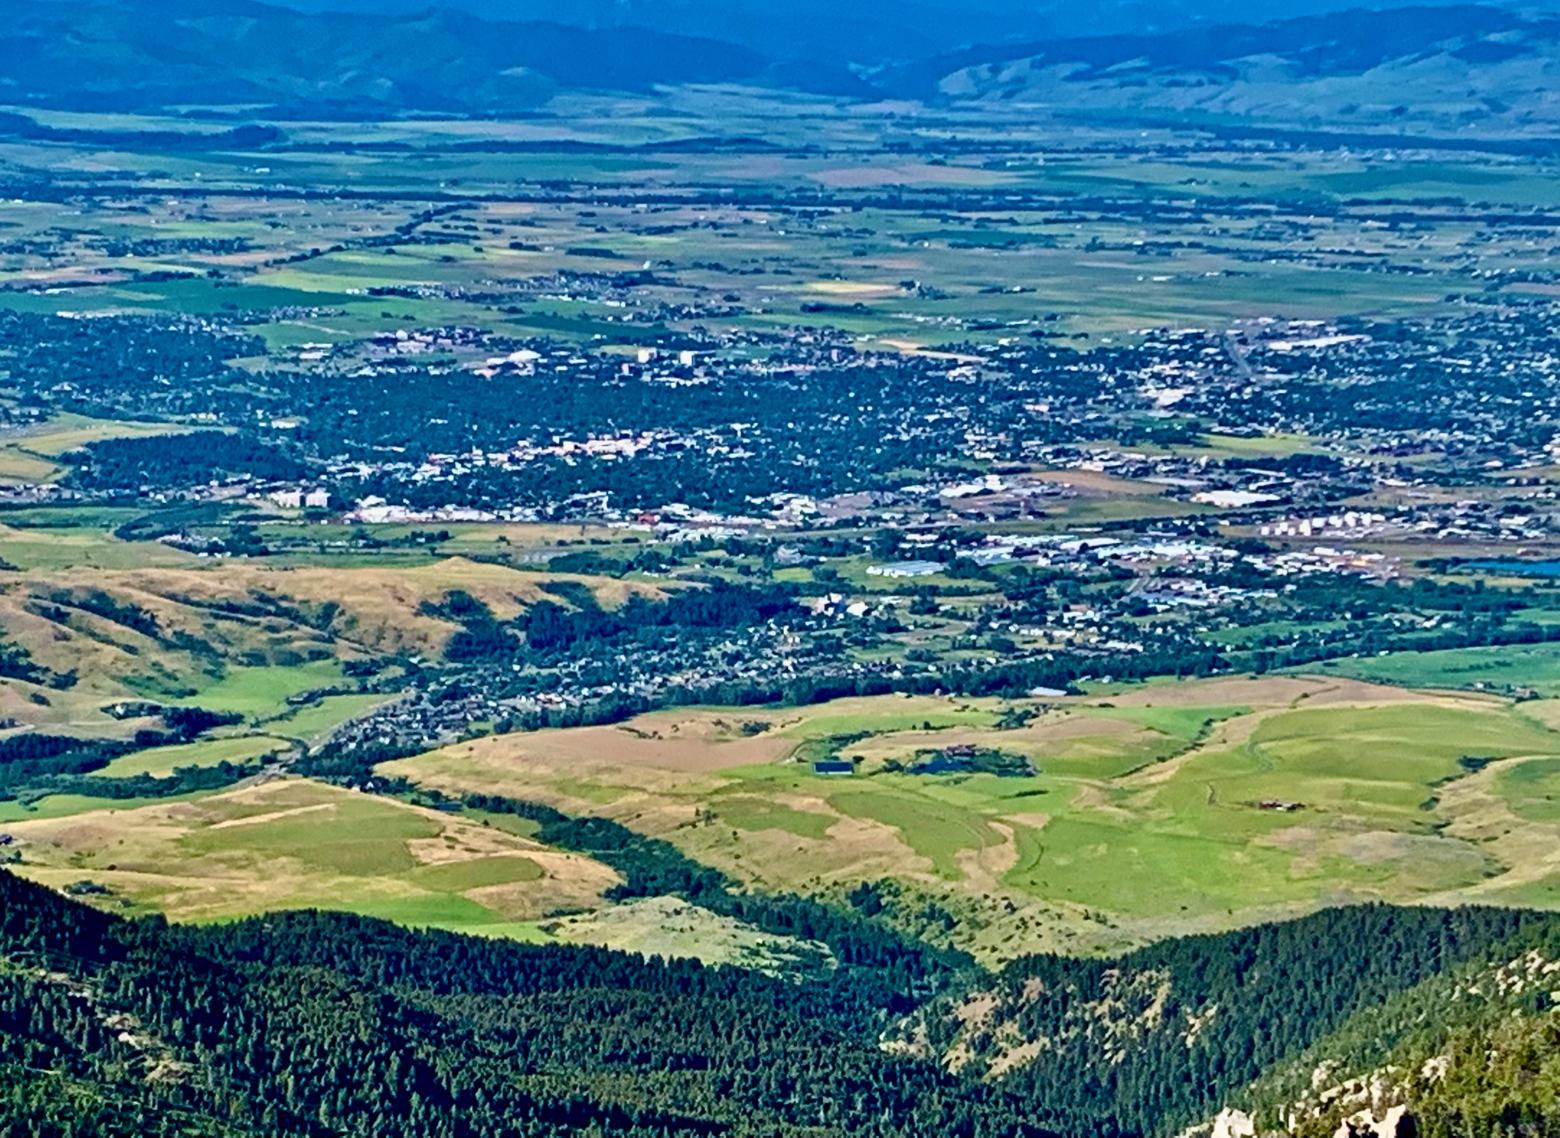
[6,870,1560,1138]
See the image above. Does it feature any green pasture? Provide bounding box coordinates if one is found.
[1308,643,1560,695]
[175,661,344,719]
[94,734,288,779]
[390,687,1560,949]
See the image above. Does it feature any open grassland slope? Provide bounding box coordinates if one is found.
[385,675,1560,959]
[0,556,670,735]
[1,776,619,937]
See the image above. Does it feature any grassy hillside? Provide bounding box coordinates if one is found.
[383,675,1560,958]
[3,777,619,936]
[0,554,667,735]
[10,520,1560,974]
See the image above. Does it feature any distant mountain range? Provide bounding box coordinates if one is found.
[1,0,1558,135]
[0,0,867,114]
[262,0,1560,67]
[880,4,1560,136]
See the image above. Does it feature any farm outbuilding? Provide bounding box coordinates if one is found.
[811,759,855,776]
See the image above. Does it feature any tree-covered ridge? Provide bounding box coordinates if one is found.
[0,870,1047,1138]
[8,870,1560,1138]
[442,789,971,1008]
[1214,922,1560,1138]
[912,906,1560,1137]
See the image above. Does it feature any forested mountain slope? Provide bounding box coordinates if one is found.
[0,870,1043,1138]
[901,906,1560,1136]
[7,869,1560,1138]
[6,0,1559,130]
[1204,931,1560,1137]
[191,0,1560,67]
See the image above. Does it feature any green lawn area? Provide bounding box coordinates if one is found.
[177,789,434,875]
[825,783,1006,879]
[0,447,61,483]
[0,524,196,570]
[315,892,533,931]
[0,412,200,493]
[987,701,1553,916]
[772,699,1002,740]
[1004,815,1326,916]
[0,411,198,460]
[1053,705,1246,776]
[382,686,1560,951]
[405,856,545,890]
[1208,619,1349,647]
[4,779,602,943]
[709,794,837,839]
[1158,704,1559,822]
[1170,432,1316,459]
[760,700,1555,913]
